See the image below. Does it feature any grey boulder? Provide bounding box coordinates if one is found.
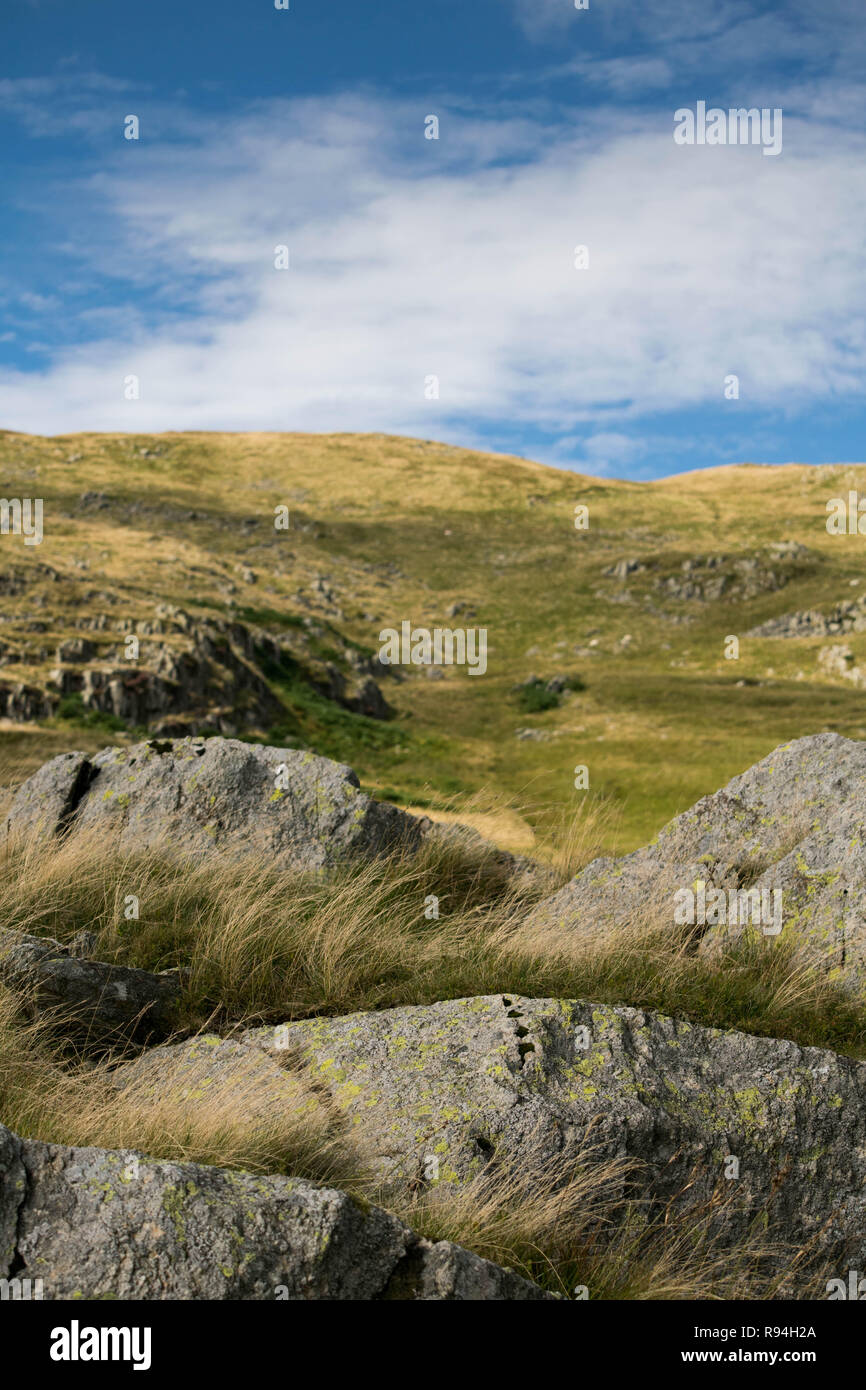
[5,736,420,871]
[531,733,866,993]
[0,1124,549,1301]
[120,994,866,1282]
[0,928,180,1043]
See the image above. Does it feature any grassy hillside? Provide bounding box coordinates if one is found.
[2,428,865,854]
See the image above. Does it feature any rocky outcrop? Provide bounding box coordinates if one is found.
[748,592,866,639]
[531,733,866,994]
[2,594,394,736]
[115,994,866,1283]
[598,544,814,611]
[5,737,420,871]
[603,558,644,581]
[0,1124,550,1300]
[306,661,394,720]
[0,681,56,722]
[348,675,394,719]
[7,725,866,1299]
[50,609,282,736]
[0,928,180,1043]
[653,543,812,603]
[818,644,866,687]
[55,637,97,664]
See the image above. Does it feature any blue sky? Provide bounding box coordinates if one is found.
[1,0,865,478]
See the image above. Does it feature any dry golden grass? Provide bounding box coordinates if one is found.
[401,804,537,856]
[1,805,862,1053]
[499,879,865,1055]
[399,783,618,876]
[0,985,364,1186]
[385,1152,824,1300]
[8,431,866,856]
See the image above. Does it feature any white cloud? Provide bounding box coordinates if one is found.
[513,0,751,45]
[2,91,866,445]
[0,71,139,138]
[580,432,648,472]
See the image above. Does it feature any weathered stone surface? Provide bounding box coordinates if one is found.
[0,681,56,722]
[0,928,180,1042]
[111,1033,314,1119]
[0,1124,549,1300]
[5,737,421,871]
[531,733,866,993]
[3,750,93,838]
[126,993,866,1280]
[748,592,866,639]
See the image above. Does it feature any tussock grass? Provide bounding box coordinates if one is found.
[502,903,866,1057]
[0,818,545,1024]
[0,985,363,1186]
[1,815,862,1052]
[399,782,618,878]
[396,1159,819,1301]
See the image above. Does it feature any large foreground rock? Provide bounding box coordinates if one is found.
[532,733,866,994]
[127,995,866,1286]
[0,1123,549,1300]
[5,737,420,871]
[0,928,180,1043]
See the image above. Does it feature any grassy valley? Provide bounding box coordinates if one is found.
[3,429,865,855]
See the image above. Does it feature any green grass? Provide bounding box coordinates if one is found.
[2,430,863,1298]
[262,664,417,765]
[52,692,142,737]
[514,679,561,713]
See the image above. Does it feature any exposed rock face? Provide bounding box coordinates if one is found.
[818,644,866,687]
[118,994,866,1281]
[349,675,394,720]
[531,733,866,994]
[0,1124,549,1300]
[54,610,282,736]
[748,593,866,639]
[306,661,394,720]
[603,558,644,581]
[653,544,811,603]
[599,544,814,611]
[0,681,55,722]
[1,592,394,735]
[0,928,180,1043]
[5,737,420,871]
[56,637,96,664]
[3,749,95,836]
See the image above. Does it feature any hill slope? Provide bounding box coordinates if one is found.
[2,429,865,852]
